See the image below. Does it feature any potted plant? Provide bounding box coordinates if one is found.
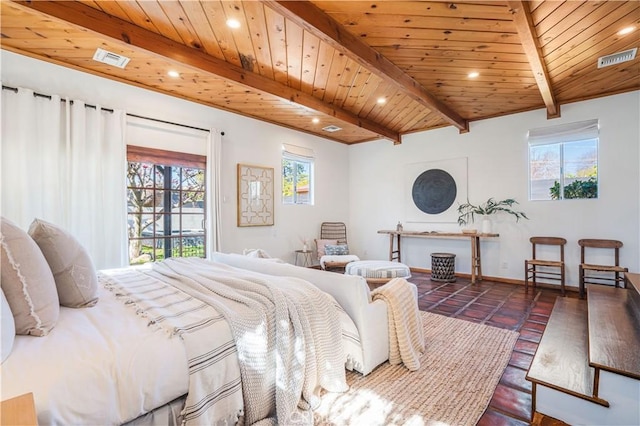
[457,198,528,233]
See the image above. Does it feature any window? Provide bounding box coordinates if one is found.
[528,119,599,201]
[126,146,206,264]
[282,144,314,205]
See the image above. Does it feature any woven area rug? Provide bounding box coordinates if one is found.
[314,311,519,426]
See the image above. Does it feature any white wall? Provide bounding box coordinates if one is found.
[1,50,350,263]
[349,92,640,289]
[3,50,638,282]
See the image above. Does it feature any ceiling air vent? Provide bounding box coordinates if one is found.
[322,125,342,133]
[597,48,637,69]
[93,48,130,69]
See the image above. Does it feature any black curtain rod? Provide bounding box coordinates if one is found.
[2,85,113,112]
[1,85,215,133]
[126,113,209,133]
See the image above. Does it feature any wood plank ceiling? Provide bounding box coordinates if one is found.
[1,1,638,145]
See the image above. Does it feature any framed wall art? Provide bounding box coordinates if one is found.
[237,163,274,227]
[404,157,468,223]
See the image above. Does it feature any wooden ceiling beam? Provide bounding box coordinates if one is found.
[264,0,469,133]
[12,0,400,144]
[507,1,560,119]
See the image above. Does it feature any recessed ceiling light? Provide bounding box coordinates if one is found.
[167,70,180,78]
[312,118,320,124]
[226,19,241,29]
[377,97,386,104]
[618,26,635,36]
[468,71,480,78]
[322,125,342,133]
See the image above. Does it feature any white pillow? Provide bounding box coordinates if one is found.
[243,248,272,259]
[1,289,15,362]
[0,217,59,336]
[28,219,98,308]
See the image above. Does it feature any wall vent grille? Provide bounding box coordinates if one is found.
[93,48,130,69]
[597,48,637,69]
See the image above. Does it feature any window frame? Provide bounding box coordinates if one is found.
[126,145,207,264]
[282,152,314,205]
[528,119,599,202]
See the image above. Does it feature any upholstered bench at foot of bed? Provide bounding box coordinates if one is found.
[345,260,411,288]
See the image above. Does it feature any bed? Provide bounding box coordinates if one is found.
[0,218,384,425]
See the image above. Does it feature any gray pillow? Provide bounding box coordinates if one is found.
[0,217,59,336]
[1,289,15,362]
[324,244,349,255]
[29,219,98,308]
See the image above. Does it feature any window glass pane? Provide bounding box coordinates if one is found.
[182,168,204,190]
[134,238,156,263]
[154,165,166,188]
[282,158,294,204]
[530,144,560,201]
[282,155,313,205]
[563,139,598,199]
[171,167,181,190]
[528,137,598,201]
[127,151,206,264]
[183,213,205,233]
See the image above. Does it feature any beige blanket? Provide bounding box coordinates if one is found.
[150,258,348,425]
[371,278,424,371]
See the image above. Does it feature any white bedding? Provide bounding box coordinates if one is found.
[0,279,189,425]
[0,261,360,425]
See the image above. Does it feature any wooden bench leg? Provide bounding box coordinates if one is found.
[579,265,585,299]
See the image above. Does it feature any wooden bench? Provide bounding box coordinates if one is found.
[526,298,609,410]
[587,281,640,381]
[527,273,640,422]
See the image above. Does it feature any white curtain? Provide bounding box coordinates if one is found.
[206,130,223,256]
[1,86,128,269]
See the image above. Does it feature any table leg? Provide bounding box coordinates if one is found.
[476,236,483,281]
[388,235,394,261]
[470,236,482,284]
[389,234,401,262]
[470,237,477,284]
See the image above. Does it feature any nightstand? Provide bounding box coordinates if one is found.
[1,392,38,425]
[294,250,313,267]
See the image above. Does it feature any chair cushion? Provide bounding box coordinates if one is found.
[320,255,360,269]
[325,244,349,255]
[345,260,411,280]
[315,239,338,258]
[581,263,628,272]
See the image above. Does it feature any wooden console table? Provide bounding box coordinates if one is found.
[378,230,499,284]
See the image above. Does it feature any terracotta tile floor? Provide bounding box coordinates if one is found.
[408,272,574,426]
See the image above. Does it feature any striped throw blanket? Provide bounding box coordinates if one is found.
[371,278,424,371]
[102,257,347,425]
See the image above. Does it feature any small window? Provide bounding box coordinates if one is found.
[126,146,206,264]
[282,144,314,205]
[528,120,598,201]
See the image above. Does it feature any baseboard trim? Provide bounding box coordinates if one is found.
[409,267,578,293]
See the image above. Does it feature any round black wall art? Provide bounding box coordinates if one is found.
[412,169,457,214]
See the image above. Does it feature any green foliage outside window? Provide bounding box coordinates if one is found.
[550,176,598,200]
[282,157,311,204]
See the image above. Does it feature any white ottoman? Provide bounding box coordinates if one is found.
[345,260,412,287]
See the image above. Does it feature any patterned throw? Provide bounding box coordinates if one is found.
[102,258,348,426]
[371,278,424,371]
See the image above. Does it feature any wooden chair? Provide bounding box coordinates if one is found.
[578,239,627,299]
[317,222,359,271]
[524,237,567,296]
